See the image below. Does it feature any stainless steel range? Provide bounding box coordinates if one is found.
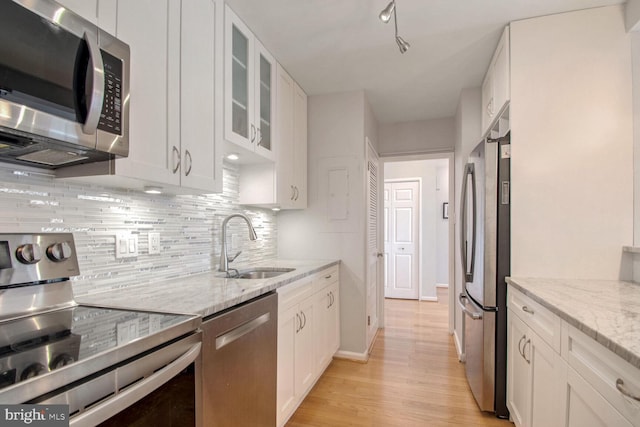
[0,233,202,426]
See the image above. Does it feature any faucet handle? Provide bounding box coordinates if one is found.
[228,250,242,262]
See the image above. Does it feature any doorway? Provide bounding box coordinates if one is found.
[382,157,451,304]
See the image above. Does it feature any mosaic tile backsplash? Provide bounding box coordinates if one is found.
[0,161,277,296]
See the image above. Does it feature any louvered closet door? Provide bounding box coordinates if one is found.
[366,144,381,348]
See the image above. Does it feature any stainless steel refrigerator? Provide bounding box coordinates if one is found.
[458,133,510,418]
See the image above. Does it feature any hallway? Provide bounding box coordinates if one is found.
[286,289,511,426]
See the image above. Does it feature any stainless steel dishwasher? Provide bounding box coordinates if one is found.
[201,292,277,426]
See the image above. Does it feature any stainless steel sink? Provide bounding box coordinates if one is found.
[236,268,295,279]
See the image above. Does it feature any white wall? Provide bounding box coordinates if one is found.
[510,5,633,280]
[436,165,450,286]
[632,32,640,281]
[453,87,482,354]
[384,160,442,300]
[626,0,640,31]
[378,117,455,156]
[278,90,369,356]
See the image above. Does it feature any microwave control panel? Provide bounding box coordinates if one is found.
[98,50,123,136]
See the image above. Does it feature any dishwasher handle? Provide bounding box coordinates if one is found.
[215,312,271,350]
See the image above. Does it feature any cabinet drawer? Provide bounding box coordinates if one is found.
[563,323,640,426]
[508,286,561,352]
[312,266,338,289]
[278,276,314,311]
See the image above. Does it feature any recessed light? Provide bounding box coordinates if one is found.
[271,207,281,212]
[144,186,163,194]
[226,153,239,161]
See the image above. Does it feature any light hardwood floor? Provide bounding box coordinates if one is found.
[286,288,512,426]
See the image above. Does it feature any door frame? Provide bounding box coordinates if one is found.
[384,178,422,300]
[380,152,455,334]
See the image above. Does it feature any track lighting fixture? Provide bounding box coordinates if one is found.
[378,0,410,54]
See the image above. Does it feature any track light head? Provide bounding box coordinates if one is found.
[379,1,395,23]
[396,36,410,53]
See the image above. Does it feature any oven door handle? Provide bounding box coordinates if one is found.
[70,342,201,427]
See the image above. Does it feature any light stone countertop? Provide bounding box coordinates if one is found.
[76,259,340,319]
[506,277,640,370]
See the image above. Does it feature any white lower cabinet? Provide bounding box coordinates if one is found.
[564,366,632,427]
[507,308,564,427]
[277,266,340,427]
[507,285,640,427]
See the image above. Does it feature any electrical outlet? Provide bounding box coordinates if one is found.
[148,232,160,255]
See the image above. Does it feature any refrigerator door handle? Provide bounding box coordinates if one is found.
[458,293,483,320]
[459,163,477,283]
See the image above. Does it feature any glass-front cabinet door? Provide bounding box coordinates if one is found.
[224,5,275,162]
[255,40,275,160]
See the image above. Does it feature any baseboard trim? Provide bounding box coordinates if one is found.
[420,296,438,302]
[454,329,465,362]
[436,283,449,288]
[334,349,369,363]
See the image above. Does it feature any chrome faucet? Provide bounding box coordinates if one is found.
[219,213,258,276]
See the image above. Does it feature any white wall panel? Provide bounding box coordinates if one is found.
[510,5,633,280]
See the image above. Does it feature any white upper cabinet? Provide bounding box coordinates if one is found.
[274,65,307,209]
[238,65,308,209]
[57,0,222,194]
[55,0,98,24]
[481,26,510,136]
[180,0,220,191]
[224,5,276,162]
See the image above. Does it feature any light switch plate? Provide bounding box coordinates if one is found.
[115,232,138,259]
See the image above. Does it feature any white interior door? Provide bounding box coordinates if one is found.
[366,143,380,348]
[384,180,420,299]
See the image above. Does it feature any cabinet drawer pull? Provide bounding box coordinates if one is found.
[522,306,534,315]
[616,379,640,401]
[301,311,307,330]
[330,291,334,307]
[296,313,301,333]
[325,275,332,279]
[327,293,331,309]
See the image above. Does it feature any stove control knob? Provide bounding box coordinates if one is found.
[50,354,75,370]
[16,243,42,264]
[46,242,72,262]
[21,363,46,380]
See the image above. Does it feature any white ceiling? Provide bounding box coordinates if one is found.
[225,0,625,124]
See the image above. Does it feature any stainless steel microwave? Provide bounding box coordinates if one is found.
[0,0,129,169]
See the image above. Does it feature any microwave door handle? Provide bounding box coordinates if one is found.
[81,31,105,135]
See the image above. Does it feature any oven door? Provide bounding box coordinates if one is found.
[35,332,202,427]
